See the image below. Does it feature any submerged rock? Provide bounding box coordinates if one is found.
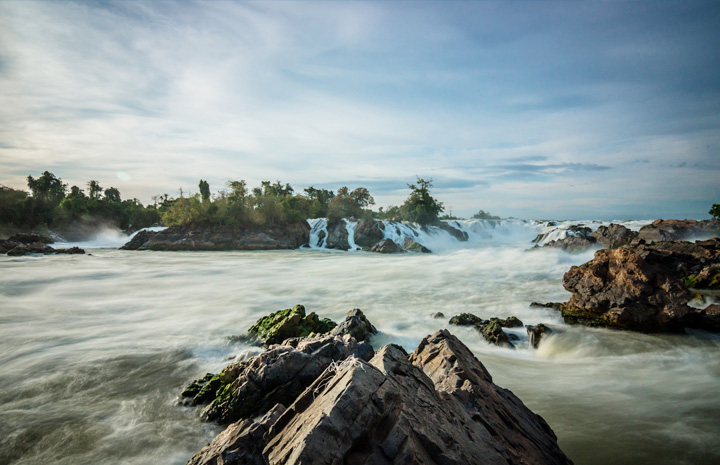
[479,319,514,348]
[527,324,552,348]
[370,238,403,253]
[247,305,336,346]
[435,221,469,241]
[187,330,573,465]
[403,237,431,253]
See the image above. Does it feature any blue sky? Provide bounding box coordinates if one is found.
[0,1,718,220]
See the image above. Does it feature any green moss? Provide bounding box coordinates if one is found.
[559,305,626,329]
[449,313,485,326]
[247,304,337,346]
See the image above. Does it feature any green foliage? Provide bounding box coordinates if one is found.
[27,171,66,205]
[472,210,500,220]
[400,177,444,225]
[104,187,121,203]
[247,304,337,346]
[199,180,210,202]
[327,186,374,225]
[87,180,102,201]
[710,204,720,219]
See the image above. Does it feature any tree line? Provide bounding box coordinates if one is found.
[2,172,490,232]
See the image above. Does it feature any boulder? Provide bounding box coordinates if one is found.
[329,308,377,342]
[542,235,596,252]
[590,223,638,248]
[449,313,484,326]
[131,222,310,251]
[247,305,336,346]
[187,330,573,465]
[353,218,384,248]
[7,242,55,256]
[561,239,720,332]
[432,312,445,319]
[435,221,469,241]
[370,238,403,254]
[478,319,514,348]
[638,219,720,242]
[326,220,350,250]
[403,237,431,253]
[54,246,85,254]
[120,230,158,250]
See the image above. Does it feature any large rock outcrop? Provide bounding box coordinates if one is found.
[123,222,310,251]
[561,238,720,332]
[186,330,572,465]
[353,218,384,248]
[325,220,350,250]
[435,221,469,241]
[637,219,720,242]
[590,223,637,248]
[535,223,637,252]
[1,234,84,256]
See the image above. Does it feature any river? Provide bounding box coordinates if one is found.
[1,220,718,464]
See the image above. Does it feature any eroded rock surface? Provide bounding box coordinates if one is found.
[637,219,720,242]
[187,330,572,465]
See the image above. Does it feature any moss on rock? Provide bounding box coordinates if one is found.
[247,305,337,346]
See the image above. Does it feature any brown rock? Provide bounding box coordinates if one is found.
[370,238,403,253]
[590,223,638,248]
[325,220,350,250]
[638,219,720,242]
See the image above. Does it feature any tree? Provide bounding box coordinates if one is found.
[710,204,720,219]
[88,180,103,200]
[26,171,66,204]
[400,177,444,225]
[104,187,121,203]
[471,210,500,220]
[327,186,374,224]
[199,180,210,202]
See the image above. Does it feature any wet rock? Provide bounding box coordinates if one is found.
[130,222,310,251]
[498,316,524,327]
[530,302,564,310]
[7,242,55,256]
[54,246,85,254]
[200,334,373,424]
[120,230,158,250]
[326,220,350,250]
[449,312,485,326]
[478,319,514,348]
[370,238,403,253]
[543,235,597,252]
[638,219,720,242]
[436,221,469,241]
[561,239,720,332]
[329,308,377,342]
[8,233,54,244]
[353,218,384,248]
[403,237,431,253]
[247,305,336,346]
[527,324,551,348]
[590,223,638,249]
[432,312,445,319]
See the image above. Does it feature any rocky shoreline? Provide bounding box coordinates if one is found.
[0,233,85,256]
[181,307,573,465]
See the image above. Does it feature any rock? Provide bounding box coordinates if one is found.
[6,242,55,256]
[326,220,350,250]
[530,302,564,310]
[187,404,286,465]
[478,319,514,348]
[449,312,485,326]
[198,334,374,425]
[131,222,310,251]
[403,237,431,253]
[54,246,85,254]
[684,304,720,333]
[120,230,158,250]
[638,219,720,242]
[590,223,638,248]
[543,235,597,252]
[527,324,551,348]
[353,218,384,248]
[329,308,377,342]
[435,221,469,241]
[247,305,336,346]
[499,316,524,327]
[370,238,403,253]
[8,233,54,244]
[561,239,720,332]
[432,312,445,319]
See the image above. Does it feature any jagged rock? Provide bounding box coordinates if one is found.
[187,331,573,465]
[129,222,310,251]
[403,237,431,253]
[638,219,720,242]
[435,221,469,241]
[449,313,484,326]
[353,218,384,248]
[590,223,638,248]
[326,220,350,250]
[370,238,403,253]
[329,308,377,342]
[247,305,336,346]
[8,233,54,244]
[527,324,551,348]
[561,239,720,332]
[120,230,158,250]
[196,334,374,424]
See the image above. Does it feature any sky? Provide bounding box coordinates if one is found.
[0,1,719,220]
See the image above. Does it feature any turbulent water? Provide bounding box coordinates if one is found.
[1,219,719,465]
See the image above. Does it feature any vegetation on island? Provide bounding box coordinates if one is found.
[710,204,720,219]
[1,171,509,235]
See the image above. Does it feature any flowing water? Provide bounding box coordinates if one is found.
[1,220,719,464]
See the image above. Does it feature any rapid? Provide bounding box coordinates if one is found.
[1,220,718,464]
